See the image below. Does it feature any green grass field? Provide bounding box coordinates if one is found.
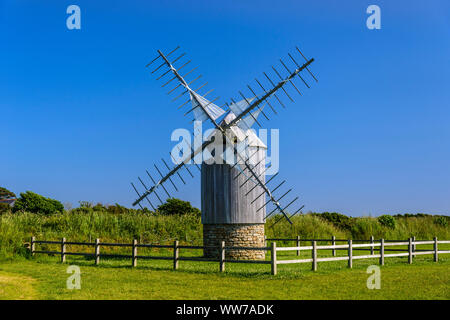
[1,248,448,300]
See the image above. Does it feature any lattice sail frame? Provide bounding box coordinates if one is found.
[131,46,317,226]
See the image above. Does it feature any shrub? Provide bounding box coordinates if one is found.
[378,214,396,229]
[312,212,354,231]
[106,203,130,215]
[13,191,64,215]
[93,203,106,211]
[434,216,448,228]
[79,201,94,208]
[157,198,200,216]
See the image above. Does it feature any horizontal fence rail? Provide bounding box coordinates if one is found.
[29,235,449,275]
[270,237,448,274]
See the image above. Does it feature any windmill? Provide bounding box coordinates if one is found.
[131,46,317,260]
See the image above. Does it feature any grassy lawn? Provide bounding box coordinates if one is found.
[0,247,448,300]
[0,270,37,300]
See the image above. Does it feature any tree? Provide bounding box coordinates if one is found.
[0,187,16,200]
[13,191,64,215]
[157,198,200,216]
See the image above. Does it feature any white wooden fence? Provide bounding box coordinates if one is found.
[30,236,450,275]
[269,237,450,275]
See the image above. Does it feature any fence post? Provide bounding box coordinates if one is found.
[31,236,35,257]
[61,237,66,263]
[408,238,413,264]
[332,235,336,257]
[348,240,352,268]
[370,235,374,255]
[412,236,416,253]
[219,241,225,272]
[296,236,300,256]
[312,241,317,271]
[132,239,137,267]
[434,237,438,262]
[380,239,384,266]
[173,240,179,270]
[95,238,100,265]
[271,242,277,275]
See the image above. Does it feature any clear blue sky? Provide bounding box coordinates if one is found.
[1,1,449,216]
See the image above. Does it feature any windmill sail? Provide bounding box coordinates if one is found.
[227,96,266,130]
[133,46,317,225]
[190,91,226,122]
[151,48,227,125]
[228,97,256,116]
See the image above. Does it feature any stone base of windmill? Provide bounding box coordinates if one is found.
[203,224,266,260]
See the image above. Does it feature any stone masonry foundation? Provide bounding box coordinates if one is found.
[203,224,265,260]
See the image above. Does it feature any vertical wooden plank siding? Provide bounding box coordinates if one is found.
[201,147,266,224]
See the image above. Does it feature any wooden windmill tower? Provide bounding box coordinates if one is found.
[131,46,317,259]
